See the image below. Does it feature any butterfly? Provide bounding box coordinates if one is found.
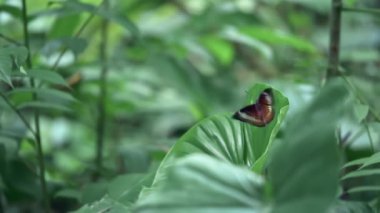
[232,88,275,127]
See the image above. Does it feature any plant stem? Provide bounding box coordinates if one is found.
[340,74,380,122]
[51,12,95,71]
[21,0,49,211]
[0,33,22,45]
[364,123,375,153]
[51,1,105,71]
[94,0,110,179]
[326,0,342,79]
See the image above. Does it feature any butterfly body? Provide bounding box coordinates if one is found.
[233,88,274,127]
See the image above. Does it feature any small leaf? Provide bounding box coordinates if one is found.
[359,152,380,169]
[221,26,272,59]
[26,69,67,86]
[353,103,369,123]
[49,14,81,38]
[55,189,81,201]
[9,46,28,66]
[81,182,108,204]
[72,195,130,213]
[329,200,373,213]
[343,157,369,168]
[0,136,18,159]
[347,186,380,194]
[240,26,317,54]
[63,37,88,56]
[345,186,380,202]
[341,169,380,180]
[0,47,13,85]
[108,173,154,205]
[8,88,77,104]
[0,5,22,19]
[201,36,234,65]
[19,66,27,74]
[17,101,72,112]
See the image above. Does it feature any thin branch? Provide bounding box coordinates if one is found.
[342,7,380,16]
[0,92,36,138]
[94,0,109,179]
[340,73,380,122]
[21,0,49,211]
[0,33,22,46]
[326,0,342,79]
[364,123,375,153]
[51,3,102,71]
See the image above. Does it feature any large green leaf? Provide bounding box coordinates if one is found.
[134,154,266,213]
[267,80,349,213]
[141,83,288,192]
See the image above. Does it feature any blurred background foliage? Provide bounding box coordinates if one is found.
[0,0,380,212]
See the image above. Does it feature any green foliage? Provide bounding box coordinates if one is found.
[1,0,380,212]
[0,46,28,85]
[125,80,356,213]
[132,84,287,198]
[342,152,380,201]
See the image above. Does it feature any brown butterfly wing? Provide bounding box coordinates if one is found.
[258,88,273,106]
[233,88,275,127]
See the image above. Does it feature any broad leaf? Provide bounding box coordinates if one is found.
[134,154,266,213]
[141,83,288,193]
